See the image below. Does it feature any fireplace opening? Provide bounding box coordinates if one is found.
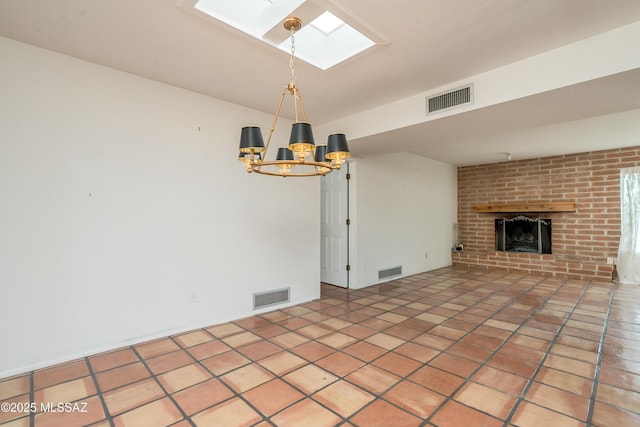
[495,216,551,254]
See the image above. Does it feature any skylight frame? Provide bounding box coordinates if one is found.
[192,0,376,70]
[193,0,305,40]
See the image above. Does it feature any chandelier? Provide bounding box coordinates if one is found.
[238,16,350,177]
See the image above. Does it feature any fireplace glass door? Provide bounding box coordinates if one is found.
[495,216,551,254]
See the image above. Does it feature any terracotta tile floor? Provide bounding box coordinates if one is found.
[1,267,639,426]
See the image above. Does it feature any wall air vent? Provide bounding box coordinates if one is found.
[378,266,402,280]
[426,84,474,115]
[253,287,290,310]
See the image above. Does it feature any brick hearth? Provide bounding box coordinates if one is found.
[453,146,640,280]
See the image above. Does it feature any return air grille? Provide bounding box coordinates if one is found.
[378,266,402,280]
[253,287,290,310]
[427,84,473,114]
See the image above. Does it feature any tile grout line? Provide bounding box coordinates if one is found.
[337,270,522,421]
[182,322,362,425]
[9,267,625,427]
[254,312,411,425]
[207,269,510,424]
[129,344,196,427]
[501,279,598,426]
[420,273,567,427]
[85,356,115,427]
[170,332,284,426]
[142,285,443,426]
[327,270,547,426]
[585,281,616,425]
[1,275,632,426]
[29,371,34,427]
[194,321,335,424]
[229,321,350,422]
[299,273,484,424]
[158,273,615,426]
[252,314,381,424]
[330,270,520,424]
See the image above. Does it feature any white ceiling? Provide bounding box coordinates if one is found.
[1,0,640,165]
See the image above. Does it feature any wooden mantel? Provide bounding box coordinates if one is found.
[474,202,576,213]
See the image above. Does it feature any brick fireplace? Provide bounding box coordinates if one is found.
[453,146,640,281]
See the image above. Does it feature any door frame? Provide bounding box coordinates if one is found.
[320,161,355,288]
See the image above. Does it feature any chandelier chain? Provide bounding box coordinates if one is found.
[289,27,296,86]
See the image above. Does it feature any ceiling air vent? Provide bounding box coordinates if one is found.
[426,84,474,115]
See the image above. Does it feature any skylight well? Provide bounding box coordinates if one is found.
[193,0,375,70]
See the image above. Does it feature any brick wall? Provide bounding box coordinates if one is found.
[453,146,640,281]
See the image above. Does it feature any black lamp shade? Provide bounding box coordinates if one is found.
[239,126,265,153]
[276,147,295,161]
[314,145,328,162]
[325,133,350,160]
[288,122,315,149]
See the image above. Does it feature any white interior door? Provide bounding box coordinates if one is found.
[320,163,350,287]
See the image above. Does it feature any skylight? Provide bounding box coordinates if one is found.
[194,0,305,39]
[310,11,344,35]
[193,0,375,70]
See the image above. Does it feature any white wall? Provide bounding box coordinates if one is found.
[0,37,321,378]
[351,152,457,288]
